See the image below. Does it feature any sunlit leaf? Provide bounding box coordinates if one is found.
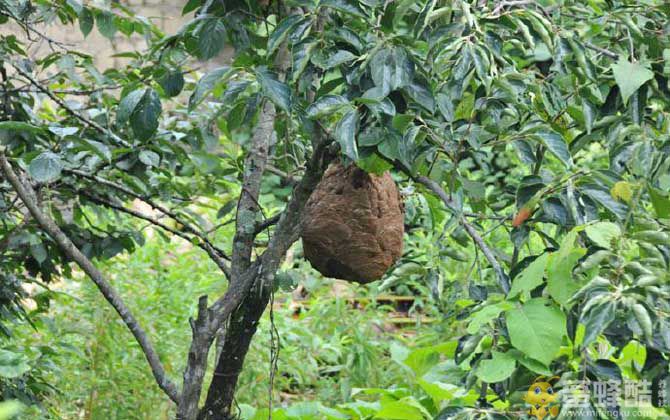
[506,298,566,366]
[476,351,516,383]
[612,60,654,105]
[509,253,549,299]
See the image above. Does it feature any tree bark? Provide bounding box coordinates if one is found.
[198,285,271,420]
[193,128,333,419]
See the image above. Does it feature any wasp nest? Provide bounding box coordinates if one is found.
[301,163,404,283]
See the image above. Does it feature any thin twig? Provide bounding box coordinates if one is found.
[583,42,619,59]
[415,175,510,294]
[79,190,232,280]
[0,10,73,51]
[66,169,231,265]
[491,0,533,17]
[254,214,281,235]
[10,64,131,148]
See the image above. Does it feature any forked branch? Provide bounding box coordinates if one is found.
[415,175,510,294]
[66,168,230,261]
[77,187,231,279]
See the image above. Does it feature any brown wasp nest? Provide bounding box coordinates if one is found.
[301,162,404,283]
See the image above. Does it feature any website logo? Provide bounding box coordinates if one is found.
[525,377,560,419]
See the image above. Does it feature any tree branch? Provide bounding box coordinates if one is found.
[0,151,180,402]
[181,27,327,418]
[183,116,334,420]
[415,175,510,294]
[206,133,333,332]
[265,163,297,184]
[66,169,231,265]
[11,64,131,148]
[178,69,283,420]
[230,101,276,278]
[253,213,281,235]
[79,191,232,280]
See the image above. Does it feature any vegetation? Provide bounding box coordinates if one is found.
[1,0,670,419]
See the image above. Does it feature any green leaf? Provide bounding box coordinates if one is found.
[48,126,78,137]
[130,88,162,141]
[531,131,572,168]
[76,139,111,162]
[467,302,514,334]
[403,348,438,377]
[96,11,116,39]
[30,242,47,264]
[507,349,553,376]
[546,229,586,306]
[139,150,160,167]
[182,0,201,14]
[332,27,363,51]
[0,349,30,379]
[79,7,94,37]
[413,0,436,37]
[583,99,596,134]
[267,15,303,56]
[476,351,516,383]
[320,0,366,18]
[584,222,621,249]
[506,298,566,366]
[356,152,393,175]
[159,70,185,98]
[509,253,549,299]
[292,41,316,82]
[581,301,616,347]
[417,379,456,403]
[335,109,358,161]
[403,80,434,112]
[648,186,670,219]
[197,18,226,59]
[0,401,23,420]
[256,68,291,112]
[117,89,145,125]
[66,0,83,14]
[612,60,654,105]
[632,303,653,342]
[189,66,231,109]
[0,121,44,135]
[28,152,63,183]
[306,95,350,119]
[370,47,414,94]
[375,399,425,420]
[216,200,236,219]
[581,186,628,220]
[324,50,357,69]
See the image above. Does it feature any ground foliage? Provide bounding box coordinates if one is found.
[1,0,670,418]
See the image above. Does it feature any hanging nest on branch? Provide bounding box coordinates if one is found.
[301,162,404,283]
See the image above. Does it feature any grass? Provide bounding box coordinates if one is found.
[19,234,429,419]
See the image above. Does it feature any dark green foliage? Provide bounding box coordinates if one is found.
[1,0,670,418]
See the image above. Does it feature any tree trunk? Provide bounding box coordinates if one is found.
[198,284,271,420]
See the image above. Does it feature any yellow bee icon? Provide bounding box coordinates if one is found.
[524,377,560,419]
